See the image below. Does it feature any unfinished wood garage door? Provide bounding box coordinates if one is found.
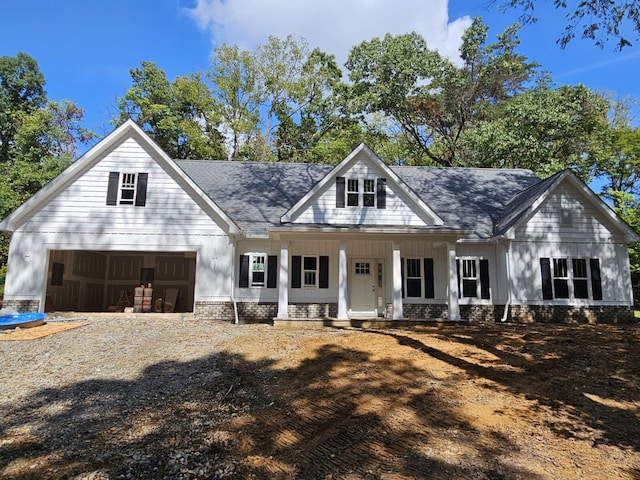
[45,251,196,312]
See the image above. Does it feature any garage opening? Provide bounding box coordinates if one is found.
[45,250,196,313]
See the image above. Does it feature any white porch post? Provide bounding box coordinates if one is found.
[448,242,461,321]
[277,240,289,319]
[392,243,403,320]
[337,241,348,319]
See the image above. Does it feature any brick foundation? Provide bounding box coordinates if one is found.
[194,300,635,324]
[506,304,635,324]
[3,299,40,313]
[402,304,448,320]
[288,303,337,319]
[194,301,235,321]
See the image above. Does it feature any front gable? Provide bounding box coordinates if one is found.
[282,144,443,227]
[0,120,240,236]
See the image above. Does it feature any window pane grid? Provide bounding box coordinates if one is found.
[461,258,478,298]
[355,262,370,275]
[120,173,136,205]
[251,255,265,286]
[303,256,317,287]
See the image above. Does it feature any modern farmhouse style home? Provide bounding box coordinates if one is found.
[1,120,637,323]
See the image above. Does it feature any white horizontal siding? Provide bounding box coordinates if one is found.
[516,183,615,241]
[21,138,224,236]
[293,158,431,226]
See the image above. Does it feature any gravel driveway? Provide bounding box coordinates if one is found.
[1,315,639,479]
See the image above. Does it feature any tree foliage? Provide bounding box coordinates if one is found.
[342,19,617,183]
[461,84,609,179]
[496,0,640,49]
[116,61,226,159]
[0,53,93,286]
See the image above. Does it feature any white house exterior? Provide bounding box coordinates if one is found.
[1,120,637,323]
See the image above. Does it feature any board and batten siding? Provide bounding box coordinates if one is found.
[291,160,431,226]
[509,239,632,304]
[21,137,225,236]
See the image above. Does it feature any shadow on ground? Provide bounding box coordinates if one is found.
[0,333,550,479]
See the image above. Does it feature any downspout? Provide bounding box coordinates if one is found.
[230,237,239,325]
[500,239,512,323]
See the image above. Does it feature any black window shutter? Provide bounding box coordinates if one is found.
[291,255,302,288]
[267,255,278,288]
[401,257,405,298]
[424,258,434,298]
[319,256,329,288]
[106,171,119,205]
[239,255,249,288]
[540,258,553,299]
[336,177,345,208]
[456,259,461,298]
[377,178,386,209]
[590,258,603,300]
[479,259,490,299]
[135,172,149,206]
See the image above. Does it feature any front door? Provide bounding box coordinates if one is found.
[349,259,377,317]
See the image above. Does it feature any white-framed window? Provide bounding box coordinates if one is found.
[119,173,137,205]
[541,257,601,300]
[405,258,422,297]
[303,256,317,287]
[346,178,376,207]
[251,254,266,287]
[107,171,148,207]
[363,179,375,207]
[347,179,359,206]
[572,258,589,299]
[461,258,478,298]
[553,258,570,298]
[457,257,490,299]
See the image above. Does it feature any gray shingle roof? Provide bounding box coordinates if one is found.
[175,160,542,239]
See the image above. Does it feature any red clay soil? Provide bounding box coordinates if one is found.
[218,322,640,479]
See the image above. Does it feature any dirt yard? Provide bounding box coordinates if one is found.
[1,316,639,479]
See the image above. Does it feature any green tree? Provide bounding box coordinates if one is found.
[208,44,263,161]
[460,84,610,180]
[345,19,539,166]
[116,61,226,159]
[273,48,347,162]
[495,0,640,49]
[0,53,93,292]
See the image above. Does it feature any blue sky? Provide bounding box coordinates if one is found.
[2,0,639,146]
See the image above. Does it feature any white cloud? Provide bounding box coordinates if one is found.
[185,0,472,66]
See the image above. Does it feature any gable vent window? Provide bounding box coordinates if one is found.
[107,171,148,207]
[336,177,386,209]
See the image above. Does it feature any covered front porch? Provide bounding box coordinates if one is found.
[270,228,470,323]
